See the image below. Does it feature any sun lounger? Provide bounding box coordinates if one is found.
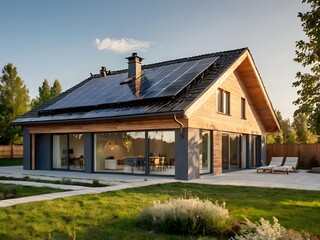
[256,157,283,173]
[272,157,299,174]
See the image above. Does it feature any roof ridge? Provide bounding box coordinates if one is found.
[106,47,248,75]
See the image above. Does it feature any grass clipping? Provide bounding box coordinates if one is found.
[137,197,233,237]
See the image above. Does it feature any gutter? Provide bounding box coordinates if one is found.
[11,110,185,126]
[173,113,184,138]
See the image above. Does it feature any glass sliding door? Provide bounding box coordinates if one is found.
[69,134,85,170]
[230,134,239,170]
[222,134,229,170]
[222,133,241,171]
[52,134,68,169]
[251,136,257,168]
[200,130,211,174]
[94,131,145,174]
[52,134,84,171]
[148,131,175,175]
[240,135,247,169]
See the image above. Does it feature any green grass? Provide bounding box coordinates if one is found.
[0,158,22,166]
[0,176,109,187]
[0,183,66,200]
[0,183,319,239]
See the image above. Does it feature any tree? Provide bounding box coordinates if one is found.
[281,119,297,144]
[32,79,62,108]
[292,113,312,143]
[51,79,62,98]
[267,110,298,144]
[293,0,320,135]
[267,110,284,144]
[0,63,30,144]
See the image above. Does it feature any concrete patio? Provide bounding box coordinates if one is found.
[0,166,319,208]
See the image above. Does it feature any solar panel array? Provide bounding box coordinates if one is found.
[45,56,218,111]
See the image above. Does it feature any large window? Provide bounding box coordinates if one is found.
[94,130,175,175]
[148,131,175,175]
[52,134,84,171]
[217,89,230,115]
[94,132,145,174]
[200,130,211,174]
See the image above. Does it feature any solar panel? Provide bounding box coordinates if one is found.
[45,56,218,111]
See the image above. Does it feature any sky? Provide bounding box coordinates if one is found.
[0,0,309,121]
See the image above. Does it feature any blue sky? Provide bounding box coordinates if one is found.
[0,0,308,120]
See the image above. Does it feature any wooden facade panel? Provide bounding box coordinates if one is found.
[188,71,266,135]
[213,131,222,174]
[27,116,187,134]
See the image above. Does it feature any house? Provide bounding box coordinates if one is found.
[12,48,280,180]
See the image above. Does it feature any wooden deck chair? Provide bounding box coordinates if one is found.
[256,157,283,173]
[272,157,299,174]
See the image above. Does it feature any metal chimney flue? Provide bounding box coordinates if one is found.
[100,66,107,77]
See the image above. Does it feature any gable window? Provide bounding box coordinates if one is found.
[241,98,246,119]
[217,89,230,115]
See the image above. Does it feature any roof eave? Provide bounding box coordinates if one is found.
[11,110,185,126]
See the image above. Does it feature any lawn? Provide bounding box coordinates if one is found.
[0,182,319,239]
[0,183,66,200]
[0,158,22,166]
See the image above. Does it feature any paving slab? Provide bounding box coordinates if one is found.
[193,169,320,191]
[0,167,319,208]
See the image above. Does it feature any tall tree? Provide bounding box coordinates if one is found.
[293,0,320,135]
[0,63,30,144]
[281,118,297,144]
[32,79,62,108]
[292,113,312,143]
[51,79,62,98]
[267,110,284,144]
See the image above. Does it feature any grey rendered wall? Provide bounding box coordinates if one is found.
[175,128,200,180]
[84,133,93,173]
[23,128,31,170]
[35,134,51,170]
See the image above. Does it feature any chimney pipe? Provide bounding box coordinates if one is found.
[126,53,143,79]
[100,66,107,77]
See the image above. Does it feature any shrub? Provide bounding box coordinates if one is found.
[22,176,30,181]
[61,178,72,185]
[137,197,233,237]
[0,193,4,200]
[92,179,100,187]
[1,185,18,199]
[234,217,309,240]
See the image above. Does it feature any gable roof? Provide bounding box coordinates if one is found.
[12,48,279,132]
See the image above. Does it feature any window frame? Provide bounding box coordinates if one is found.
[241,97,246,119]
[217,88,230,115]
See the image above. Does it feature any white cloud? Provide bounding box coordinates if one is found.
[94,37,151,53]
